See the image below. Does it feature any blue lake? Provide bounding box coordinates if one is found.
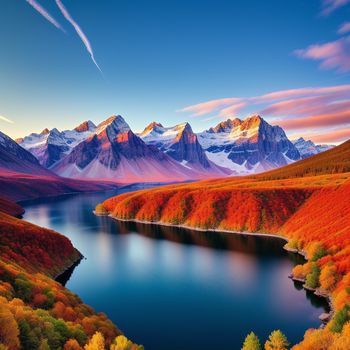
[23,184,328,349]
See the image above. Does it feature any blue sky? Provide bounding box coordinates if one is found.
[1,0,350,142]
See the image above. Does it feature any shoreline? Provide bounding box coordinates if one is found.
[53,250,84,281]
[95,211,334,326]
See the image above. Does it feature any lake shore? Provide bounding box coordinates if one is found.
[53,250,84,281]
[95,211,334,326]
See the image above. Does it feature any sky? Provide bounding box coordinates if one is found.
[1,0,350,143]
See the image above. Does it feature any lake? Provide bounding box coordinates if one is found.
[23,184,328,349]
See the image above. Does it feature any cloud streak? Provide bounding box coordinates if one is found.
[321,0,350,15]
[338,22,350,35]
[25,0,64,32]
[0,115,14,124]
[55,0,102,73]
[178,85,350,144]
[294,36,350,73]
[290,128,350,144]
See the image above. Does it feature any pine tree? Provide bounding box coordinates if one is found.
[264,330,289,350]
[242,332,261,350]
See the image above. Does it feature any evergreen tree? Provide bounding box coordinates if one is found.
[242,332,261,350]
[264,330,289,350]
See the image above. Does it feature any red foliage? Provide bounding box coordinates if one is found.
[0,198,24,217]
[0,211,80,277]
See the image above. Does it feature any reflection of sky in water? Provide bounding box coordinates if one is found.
[22,186,329,350]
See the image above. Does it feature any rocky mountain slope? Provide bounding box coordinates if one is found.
[139,121,229,174]
[50,115,224,181]
[292,137,334,159]
[0,130,52,175]
[17,121,96,167]
[197,115,301,174]
[17,114,334,180]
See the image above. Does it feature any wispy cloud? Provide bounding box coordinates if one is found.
[321,0,350,15]
[294,36,350,73]
[55,0,102,73]
[25,0,64,32]
[290,128,350,144]
[178,85,350,117]
[0,115,14,124]
[178,85,350,143]
[338,22,350,34]
[277,109,350,129]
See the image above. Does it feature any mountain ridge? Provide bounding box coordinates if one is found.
[16,114,333,180]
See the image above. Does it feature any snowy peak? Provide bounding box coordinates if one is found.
[293,137,334,159]
[74,120,96,133]
[139,122,193,145]
[140,122,164,137]
[209,118,242,133]
[0,130,51,175]
[40,128,50,135]
[240,114,263,130]
[95,115,130,140]
[140,121,216,170]
[174,123,196,144]
[198,115,300,174]
[16,113,334,180]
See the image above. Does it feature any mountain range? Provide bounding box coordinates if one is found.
[12,114,332,181]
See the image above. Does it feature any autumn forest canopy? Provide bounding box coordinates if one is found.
[98,140,350,349]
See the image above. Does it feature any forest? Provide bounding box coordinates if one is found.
[98,140,350,349]
[0,209,143,350]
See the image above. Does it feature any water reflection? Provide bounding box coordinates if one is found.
[23,187,329,350]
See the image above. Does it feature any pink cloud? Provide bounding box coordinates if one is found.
[294,36,350,73]
[261,96,350,117]
[321,0,350,15]
[219,102,248,117]
[178,85,350,118]
[178,98,238,116]
[338,22,350,35]
[290,128,350,144]
[178,84,350,144]
[275,110,350,129]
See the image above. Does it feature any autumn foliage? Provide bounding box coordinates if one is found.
[100,140,350,349]
[0,207,141,349]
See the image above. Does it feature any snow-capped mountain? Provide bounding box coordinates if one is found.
[292,137,334,159]
[16,114,334,181]
[17,121,96,167]
[50,115,225,181]
[0,131,52,175]
[197,115,301,174]
[139,122,229,174]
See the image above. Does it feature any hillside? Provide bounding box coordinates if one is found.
[0,197,24,217]
[98,140,350,349]
[0,203,142,349]
[255,139,350,180]
[0,170,119,202]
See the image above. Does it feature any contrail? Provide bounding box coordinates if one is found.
[0,115,14,124]
[55,0,102,73]
[25,0,64,32]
